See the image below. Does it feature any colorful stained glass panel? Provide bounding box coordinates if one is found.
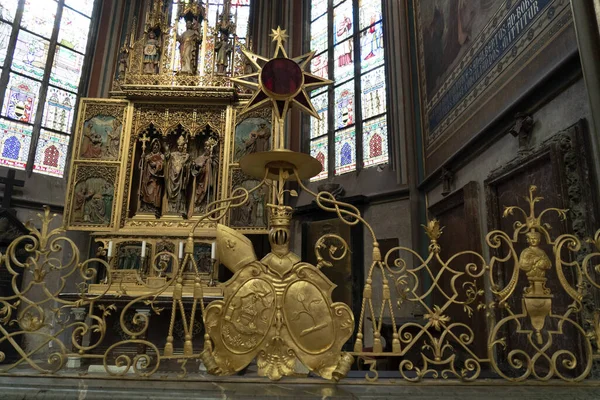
[362,115,388,168]
[310,15,327,54]
[310,52,328,96]
[21,0,58,39]
[358,0,382,30]
[43,87,76,133]
[0,21,11,66]
[334,80,354,129]
[361,66,386,120]
[233,5,250,38]
[65,0,95,17]
[58,7,91,53]
[11,29,50,80]
[310,136,328,181]
[360,22,384,72]
[310,92,328,139]
[2,73,41,123]
[334,40,354,82]
[334,127,355,175]
[0,0,19,22]
[311,0,327,21]
[33,129,69,177]
[0,118,32,170]
[50,46,84,92]
[334,0,353,45]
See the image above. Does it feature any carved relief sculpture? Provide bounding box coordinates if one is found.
[139,138,165,213]
[164,134,191,214]
[80,115,122,160]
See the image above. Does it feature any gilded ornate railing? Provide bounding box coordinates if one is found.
[0,185,599,382]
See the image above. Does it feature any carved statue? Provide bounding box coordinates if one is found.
[177,20,201,74]
[139,138,165,212]
[117,44,129,79]
[190,138,219,214]
[215,14,235,75]
[143,31,161,74]
[519,230,551,280]
[204,205,355,381]
[164,135,191,214]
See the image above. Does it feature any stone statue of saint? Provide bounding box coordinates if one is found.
[215,15,234,75]
[139,138,165,212]
[190,139,219,214]
[164,135,191,214]
[177,20,201,74]
[143,31,161,74]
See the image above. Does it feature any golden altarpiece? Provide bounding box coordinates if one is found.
[64,0,273,298]
[2,0,600,385]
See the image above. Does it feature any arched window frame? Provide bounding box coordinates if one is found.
[0,0,99,178]
[305,0,390,181]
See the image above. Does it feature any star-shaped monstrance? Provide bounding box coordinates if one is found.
[231,27,332,122]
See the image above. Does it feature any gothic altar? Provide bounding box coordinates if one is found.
[64,0,272,297]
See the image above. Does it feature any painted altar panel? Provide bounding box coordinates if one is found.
[415,0,576,176]
[66,164,119,229]
[64,99,130,231]
[224,107,273,233]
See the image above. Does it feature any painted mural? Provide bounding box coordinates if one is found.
[415,0,576,175]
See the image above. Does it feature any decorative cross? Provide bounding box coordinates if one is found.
[0,169,25,210]
[139,132,151,153]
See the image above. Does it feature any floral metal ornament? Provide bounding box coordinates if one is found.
[230,27,332,121]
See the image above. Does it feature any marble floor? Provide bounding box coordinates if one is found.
[0,376,599,400]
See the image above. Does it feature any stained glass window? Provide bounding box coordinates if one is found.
[0,117,32,169]
[65,0,95,17]
[310,15,328,55]
[334,81,354,130]
[335,127,355,175]
[33,129,69,177]
[362,115,387,167]
[311,0,328,21]
[42,87,75,134]
[361,67,386,120]
[358,0,382,30]
[0,0,96,174]
[50,46,84,92]
[0,22,12,65]
[2,73,41,123]
[360,22,384,72]
[21,0,58,39]
[310,92,328,139]
[334,1,353,44]
[58,7,91,54]
[307,0,388,180]
[0,0,19,23]
[310,136,328,182]
[11,29,50,80]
